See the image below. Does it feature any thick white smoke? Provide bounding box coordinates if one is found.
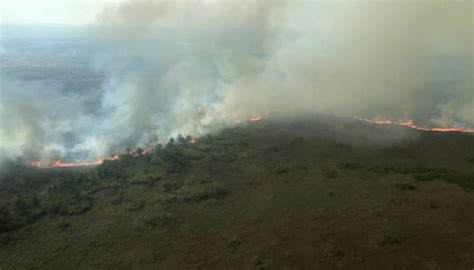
[0,0,472,162]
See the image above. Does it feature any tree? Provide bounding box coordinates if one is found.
[134,148,144,156]
[167,137,175,148]
[177,134,186,145]
[185,135,193,142]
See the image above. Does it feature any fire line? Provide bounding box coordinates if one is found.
[352,116,474,133]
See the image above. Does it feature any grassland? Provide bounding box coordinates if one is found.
[1,115,473,269]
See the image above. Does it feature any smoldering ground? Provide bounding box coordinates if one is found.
[0,0,472,162]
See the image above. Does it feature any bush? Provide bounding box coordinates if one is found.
[44,173,97,216]
[412,169,474,189]
[97,159,126,179]
[0,158,57,192]
[179,179,228,202]
[63,198,93,215]
[51,173,97,195]
[160,178,229,204]
[11,195,44,225]
[156,144,191,173]
[0,206,13,234]
[126,199,144,211]
[127,175,158,186]
[110,193,128,205]
[47,195,93,216]
[431,169,474,189]
[162,180,182,192]
[212,150,237,162]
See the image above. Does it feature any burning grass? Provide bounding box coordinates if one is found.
[353,117,474,133]
[3,117,472,237]
[0,131,236,236]
[1,119,472,239]
[1,116,474,269]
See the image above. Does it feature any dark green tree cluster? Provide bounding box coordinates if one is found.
[0,133,205,235]
[155,138,191,173]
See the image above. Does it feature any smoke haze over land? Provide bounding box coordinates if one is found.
[0,0,472,162]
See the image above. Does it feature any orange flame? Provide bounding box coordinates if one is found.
[31,154,120,169]
[30,115,266,169]
[249,115,263,123]
[30,161,45,168]
[353,117,474,133]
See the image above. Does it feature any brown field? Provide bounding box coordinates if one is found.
[1,116,473,269]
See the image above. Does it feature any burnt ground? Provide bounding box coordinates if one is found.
[1,115,474,269]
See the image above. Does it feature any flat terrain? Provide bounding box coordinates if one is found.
[1,116,473,269]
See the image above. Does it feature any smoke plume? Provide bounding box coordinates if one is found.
[1,0,472,162]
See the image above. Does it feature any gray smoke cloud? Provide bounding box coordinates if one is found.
[0,0,472,162]
[0,77,97,161]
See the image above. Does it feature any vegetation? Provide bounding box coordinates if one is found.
[0,132,236,236]
[2,125,473,239]
[160,177,228,203]
[334,161,474,190]
[412,168,474,189]
[1,119,474,269]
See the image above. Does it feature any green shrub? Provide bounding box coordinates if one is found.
[47,195,93,216]
[160,178,228,204]
[0,158,59,192]
[212,151,237,162]
[97,159,126,179]
[156,144,191,173]
[0,206,14,234]
[162,180,182,192]
[179,179,228,202]
[432,169,474,189]
[252,256,267,270]
[126,199,145,211]
[412,169,474,189]
[110,193,128,205]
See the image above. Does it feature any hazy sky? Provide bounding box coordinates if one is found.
[0,0,116,25]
